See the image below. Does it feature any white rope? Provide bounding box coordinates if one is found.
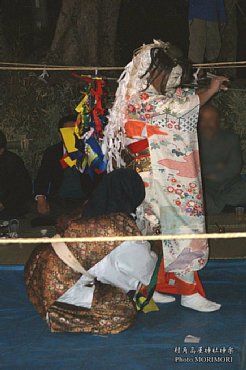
[0,61,245,71]
[0,66,124,71]
[1,231,246,244]
[193,60,246,68]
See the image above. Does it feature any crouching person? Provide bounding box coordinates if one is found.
[24,169,159,334]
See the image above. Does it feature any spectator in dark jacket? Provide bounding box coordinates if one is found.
[35,115,101,219]
[0,130,32,218]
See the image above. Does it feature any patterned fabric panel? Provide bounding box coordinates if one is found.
[24,213,140,334]
[151,106,199,133]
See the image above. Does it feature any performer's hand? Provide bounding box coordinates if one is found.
[37,196,50,215]
[209,76,229,93]
[0,202,4,211]
[197,76,229,105]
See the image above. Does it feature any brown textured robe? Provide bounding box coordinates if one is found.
[24,213,141,334]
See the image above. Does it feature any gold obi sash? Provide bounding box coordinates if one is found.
[125,120,151,173]
[127,147,151,173]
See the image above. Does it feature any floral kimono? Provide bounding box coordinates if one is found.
[125,87,208,274]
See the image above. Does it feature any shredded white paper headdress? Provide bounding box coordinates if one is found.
[102,40,173,172]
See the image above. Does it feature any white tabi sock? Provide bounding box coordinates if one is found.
[181,293,221,312]
[153,291,176,303]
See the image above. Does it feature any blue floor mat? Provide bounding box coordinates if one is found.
[0,260,245,370]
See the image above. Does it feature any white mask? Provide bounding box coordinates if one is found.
[166,65,183,91]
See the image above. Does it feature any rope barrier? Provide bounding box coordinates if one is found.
[0,66,125,71]
[195,65,246,69]
[193,60,246,67]
[0,61,245,71]
[1,231,246,244]
[0,62,78,67]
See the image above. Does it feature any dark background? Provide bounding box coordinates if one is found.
[2,0,245,75]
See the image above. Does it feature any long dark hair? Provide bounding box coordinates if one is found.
[83,168,145,218]
[142,44,192,93]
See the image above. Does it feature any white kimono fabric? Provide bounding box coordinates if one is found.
[126,87,209,273]
[57,240,157,308]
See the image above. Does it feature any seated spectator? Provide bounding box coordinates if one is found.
[199,105,246,214]
[0,130,32,218]
[35,115,101,221]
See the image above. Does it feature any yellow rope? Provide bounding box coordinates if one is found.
[1,231,246,244]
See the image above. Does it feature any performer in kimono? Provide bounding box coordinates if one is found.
[25,169,159,334]
[103,40,228,312]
